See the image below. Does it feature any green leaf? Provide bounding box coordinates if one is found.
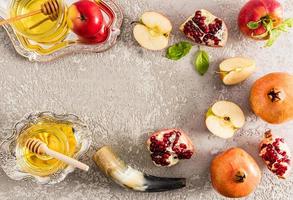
[262,18,274,33]
[266,29,282,47]
[166,41,192,60]
[275,18,293,31]
[194,50,209,75]
[265,18,293,47]
[247,21,260,30]
[280,18,293,27]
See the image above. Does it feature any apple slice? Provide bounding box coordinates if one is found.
[133,12,172,51]
[219,57,256,85]
[206,101,245,139]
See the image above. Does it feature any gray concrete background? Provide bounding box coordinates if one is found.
[0,0,293,199]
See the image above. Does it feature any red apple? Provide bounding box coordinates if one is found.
[78,21,109,44]
[238,0,283,40]
[68,0,104,39]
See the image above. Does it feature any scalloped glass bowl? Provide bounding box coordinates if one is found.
[0,0,123,62]
[0,111,92,184]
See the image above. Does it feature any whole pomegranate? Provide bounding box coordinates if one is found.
[146,129,194,167]
[259,130,291,179]
[210,147,261,198]
[180,9,228,47]
[250,72,293,124]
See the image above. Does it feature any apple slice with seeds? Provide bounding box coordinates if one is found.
[206,101,245,139]
[133,12,172,51]
[219,57,256,85]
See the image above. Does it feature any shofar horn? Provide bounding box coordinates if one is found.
[93,146,186,192]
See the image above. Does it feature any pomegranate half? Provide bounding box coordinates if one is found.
[147,129,194,167]
[259,130,291,179]
[180,9,228,47]
[210,147,261,198]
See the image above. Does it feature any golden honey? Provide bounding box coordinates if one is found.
[15,119,77,177]
[10,0,69,44]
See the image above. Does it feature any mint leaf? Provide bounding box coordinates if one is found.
[275,18,293,31]
[266,29,281,47]
[194,50,209,75]
[247,21,260,29]
[280,18,293,27]
[266,19,274,33]
[166,41,192,60]
[266,18,293,47]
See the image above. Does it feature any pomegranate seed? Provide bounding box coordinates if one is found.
[163,153,170,159]
[150,136,156,142]
[274,163,281,168]
[180,143,187,149]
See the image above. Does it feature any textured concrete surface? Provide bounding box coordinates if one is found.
[0,0,293,199]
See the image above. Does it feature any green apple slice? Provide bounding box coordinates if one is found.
[219,57,256,85]
[133,12,172,51]
[205,101,245,139]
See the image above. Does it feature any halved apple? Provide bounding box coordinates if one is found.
[206,101,245,139]
[133,12,172,51]
[219,57,256,85]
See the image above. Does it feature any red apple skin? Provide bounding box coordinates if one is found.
[238,0,283,39]
[68,0,104,38]
[79,21,109,44]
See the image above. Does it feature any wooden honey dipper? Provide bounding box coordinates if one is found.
[25,138,89,171]
[0,0,60,26]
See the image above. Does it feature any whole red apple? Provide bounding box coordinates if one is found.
[238,0,293,46]
[238,0,283,39]
[68,0,104,39]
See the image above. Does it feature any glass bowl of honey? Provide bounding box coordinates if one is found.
[0,0,123,61]
[9,0,69,44]
[0,111,92,184]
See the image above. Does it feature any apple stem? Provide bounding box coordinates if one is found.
[235,171,246,183]
[80,14,87,21]
[130,21,141,25]
[267,88,284,102]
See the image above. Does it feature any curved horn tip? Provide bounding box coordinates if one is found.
[143,175,186,192]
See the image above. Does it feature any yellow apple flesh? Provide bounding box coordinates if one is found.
[220,57,256,85]
[206,101,245,139]
[133,12,172,51]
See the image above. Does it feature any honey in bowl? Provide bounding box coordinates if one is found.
[15,119,77,177]
[10,0,69,43]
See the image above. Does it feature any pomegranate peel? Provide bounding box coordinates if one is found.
[93,146,186,192]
